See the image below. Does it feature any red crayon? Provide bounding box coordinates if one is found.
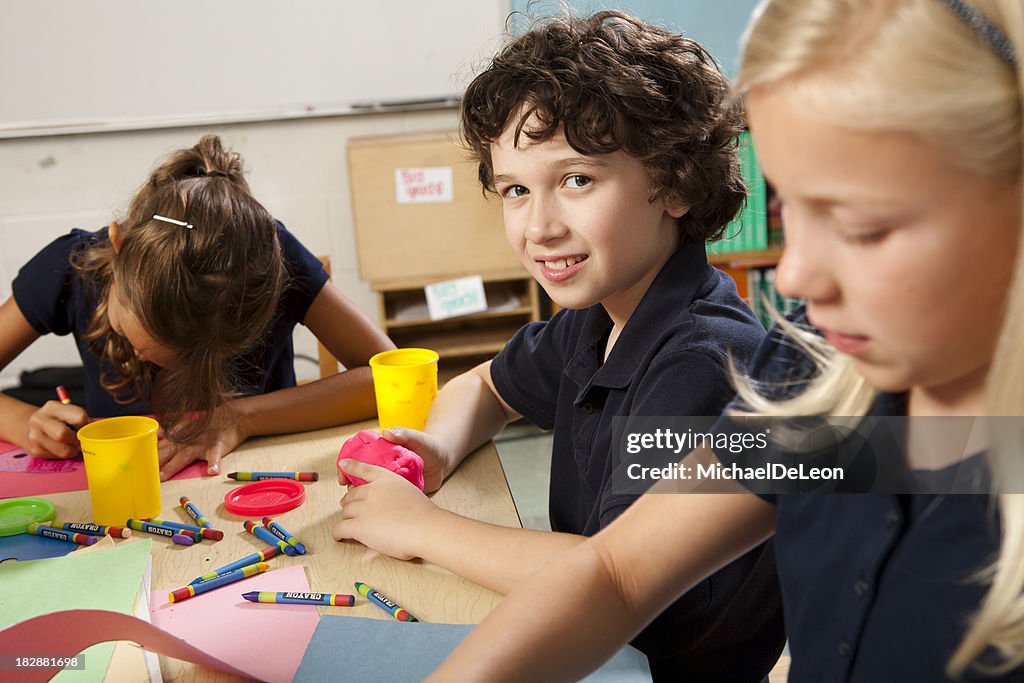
[55,385,71,405]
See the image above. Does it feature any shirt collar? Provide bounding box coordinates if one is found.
[565,240,710,399]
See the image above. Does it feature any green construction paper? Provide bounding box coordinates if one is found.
[0,539,153,683]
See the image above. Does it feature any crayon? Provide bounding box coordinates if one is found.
[126,519,194,546]
[179,496,214,529]
[26,523,98,546]
[355,582,418,622]
[227,471,319,482]
[168,562,269,603]
[47,521,131,538]
[243,520,297,556]
[140,522,201,543]
[55,385,71,405]
[262,516,307,554]
[135,520,201,542]
[188,546,281,585]
[147,517,223,540]
[242,591,354,606]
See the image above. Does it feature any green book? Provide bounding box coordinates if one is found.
[710,131,767,255]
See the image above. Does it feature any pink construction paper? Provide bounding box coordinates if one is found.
[0,609,252,683]
[151,564,320,683]
[0,451,207,499]
[338,429,425,489]
[0,416,212,499]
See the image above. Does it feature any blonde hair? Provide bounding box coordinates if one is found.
[735,0,1024,676]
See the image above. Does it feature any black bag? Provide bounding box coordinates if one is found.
[1,366,85,407]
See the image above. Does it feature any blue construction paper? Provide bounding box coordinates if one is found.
[0,532,77,563]
[294,615,651,682]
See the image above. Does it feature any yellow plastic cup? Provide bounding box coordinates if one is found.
[369,348,439,431]
[77,416,162,526]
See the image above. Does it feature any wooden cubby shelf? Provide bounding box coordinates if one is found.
[348,131,546,382]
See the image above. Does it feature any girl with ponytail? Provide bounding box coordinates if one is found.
[0,135,393,478]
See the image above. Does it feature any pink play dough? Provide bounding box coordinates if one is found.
[337,430,425,490]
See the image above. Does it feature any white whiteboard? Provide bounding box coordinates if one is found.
[0,1,508,135]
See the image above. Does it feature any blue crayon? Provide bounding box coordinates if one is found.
[169,563,269,603]
[147,517,224,540]
[188,546,281,585]
[47,521,132,538]
[243,520,296,556]
[242,591,355,606]
[179,496,214,529]
[355,581,419,622]
[126,519,194,546]
[261,516,307,554]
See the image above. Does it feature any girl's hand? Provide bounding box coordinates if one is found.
[157,404,249,480]
[25,400,89,458]
[376,427,451,493]
[332,459,442,560]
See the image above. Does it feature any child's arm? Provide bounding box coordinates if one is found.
[0,296,89,457]
[373,360,522,492]
[333,460,579,593]
[234,280,394,432]
[428,481,777,682]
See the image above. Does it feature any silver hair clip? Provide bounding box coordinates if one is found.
[937,0,1017,67]
[152,214,194,230]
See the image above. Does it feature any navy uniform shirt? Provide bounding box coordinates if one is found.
[491,241,785,682]
[12,222,327,417]
[713,308,1019,682]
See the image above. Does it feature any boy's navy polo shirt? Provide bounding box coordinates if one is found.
[712,309,1019,682]
[12,222,327,417]
[491,241,785,682]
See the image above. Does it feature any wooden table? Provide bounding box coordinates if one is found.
[43,420,521,681]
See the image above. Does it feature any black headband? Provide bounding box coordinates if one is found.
[937,0,1017,67]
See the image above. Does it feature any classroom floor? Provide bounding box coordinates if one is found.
[494,423,552,531]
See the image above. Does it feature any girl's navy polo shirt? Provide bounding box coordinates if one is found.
[712,310,1018,682]
[490,241,785,682]
[11,222,328,417]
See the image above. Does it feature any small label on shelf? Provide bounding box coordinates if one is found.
[425,275,489,320]
[395,167,454,204]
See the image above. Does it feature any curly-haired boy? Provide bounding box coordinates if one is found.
[335,11,784,681]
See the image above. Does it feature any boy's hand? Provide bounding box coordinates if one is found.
[332,458,442,560]
[157,404,249,480]
[25,400,89,458]
[378,427,450,493]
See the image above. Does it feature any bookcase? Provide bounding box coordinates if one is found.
[708,130,799,328]
[347,131,542,381]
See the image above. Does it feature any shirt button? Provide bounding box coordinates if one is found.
[838,640,851,657]
[853,579,869,596]
[885,511,900,529]
[581,402,595,414]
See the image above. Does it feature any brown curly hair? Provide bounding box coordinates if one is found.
[74,135,286,442]
[460,9,746,243]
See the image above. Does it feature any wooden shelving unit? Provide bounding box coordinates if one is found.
[348,131,544,381]
[376,275,540,378]
[710,246,783,302]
